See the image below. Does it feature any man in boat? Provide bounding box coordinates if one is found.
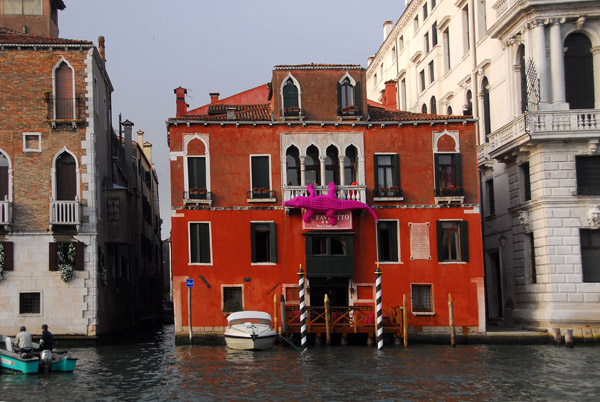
[39,324,54,351]
[13,326,33,353]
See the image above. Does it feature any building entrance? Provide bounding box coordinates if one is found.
[309,277,349,307]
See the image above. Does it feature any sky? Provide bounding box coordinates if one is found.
[59,0,405,240]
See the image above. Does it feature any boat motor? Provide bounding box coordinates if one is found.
[40,350,53,373]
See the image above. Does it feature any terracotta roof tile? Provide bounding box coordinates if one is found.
[273,63,362,70]
[367,104,466,121]
[179,104,272,121]
[0,26,92,46]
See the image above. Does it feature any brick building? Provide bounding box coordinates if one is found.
[0,3,163,337]
[168,64,485,343]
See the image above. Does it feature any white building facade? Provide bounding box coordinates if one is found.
[367,0,600,337]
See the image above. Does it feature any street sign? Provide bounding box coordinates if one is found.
[186,279,194,288]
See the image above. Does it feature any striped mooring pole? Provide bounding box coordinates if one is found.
[375,263,383,350]
[298,265,307,349]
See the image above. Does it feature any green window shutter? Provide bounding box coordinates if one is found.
[393,154,401,188]
[251,156,270,190]
[354,82,362,110]
[269,222,277,263]
[434,155,440,195]
[75,242,85,271]
[374,155,380,191]
[459,221,469,261]
[200,223,211,263]
[337,82,342,114]
[250,223,257,263]
[3,241,13,271]
[389,222,399,261]
[436,221,444,261]
[49,242,57,271]
[454,154,462,188]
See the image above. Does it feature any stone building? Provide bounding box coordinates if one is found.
[0,1,163,337]
[367,0,600,336]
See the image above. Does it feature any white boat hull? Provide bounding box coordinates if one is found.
[224,333,276,350]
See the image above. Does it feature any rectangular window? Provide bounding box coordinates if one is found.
[437,221,469,262]
[524,233,536,283]
[250,155,271,198]
[374,154,401,197]
[49,242,84,271]
[486,179,495,215]
[2,0,42,15]
[521,162,531,201]
[419,70,426,91]
[429,61,435,83]
[443,28,451,71]
[398,35,404,51]
[414,15,419,32]
[400,79,407,111]
[411,284,433,313]
[432,0,436,8]
[423,2,428,19]
[576,156,600,195]
[424,32,430,53]
[23,132,41,152]
[251,222,277,263]
[187,157,207,199]
[434,153,462,196]
[581,229,600,282]
[463,6,470,54]
[19,292,40,314]
[432,21,438,46]
[0,242,13,271]
[189,222,211,264]
[222,286,243,312]
[377,220,399,262]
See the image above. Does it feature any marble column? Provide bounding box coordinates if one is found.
[549,20,567,109]
[339,156,347,187]
[532,21,550,108]
[593,47,600,109]
[319,156,326,187]
[299,156,306,186]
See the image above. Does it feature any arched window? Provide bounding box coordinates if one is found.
[0,153,9,201]
[447,106,453,115]
[422,104,428,113]
[56,152,76,200]
[286,146,300,186]
[305,145,320,186]
[464,90,473,116]
[55,61,74,119]
[482,77,491,140]
[344,145,358,185]
[430,96,437,114]
[340,77,354,109]
[564,33,594,109]
[518,45,527,113]
[283,78,299,110]
[325,145,340,185]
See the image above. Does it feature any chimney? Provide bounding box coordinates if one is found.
[367,56,374,67]
[143,142,153,165]
[137,130,144,146]
[210,92,220,104]
[174,87,188,117]
[382,80,397,109]
[383,21,394,41]
[226,107,236,121]
[98,36,106,63]
[122,120,134,190]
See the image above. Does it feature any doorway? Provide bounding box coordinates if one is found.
[309,277,349,307]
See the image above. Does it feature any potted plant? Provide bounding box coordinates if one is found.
[58,243,76,283]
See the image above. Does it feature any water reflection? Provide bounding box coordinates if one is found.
[1,325,599,401]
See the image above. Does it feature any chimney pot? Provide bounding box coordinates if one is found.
[98,36,106,63]
[210,92,220,104]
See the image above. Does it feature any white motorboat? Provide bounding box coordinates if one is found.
[224,311,277,350]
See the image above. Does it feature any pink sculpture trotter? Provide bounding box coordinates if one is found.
[283,182,378,225]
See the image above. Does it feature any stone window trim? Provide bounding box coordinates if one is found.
[23,132,42,152]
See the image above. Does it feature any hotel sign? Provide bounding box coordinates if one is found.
[302,210,353,230]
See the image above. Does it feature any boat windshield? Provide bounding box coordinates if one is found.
[229,318,271,327]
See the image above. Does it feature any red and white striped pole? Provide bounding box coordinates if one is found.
[298,265,307,349]
[375,263,383,350]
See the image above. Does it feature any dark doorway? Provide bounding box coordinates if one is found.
[309,277,349,307]
[564,33,594,110]
[485,250,503,320]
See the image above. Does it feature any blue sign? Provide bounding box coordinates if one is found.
[186,279,194,288]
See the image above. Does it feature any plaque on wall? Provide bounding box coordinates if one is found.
[302,210,353,230]
[409,222,431,260]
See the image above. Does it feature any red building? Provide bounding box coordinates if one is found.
[168,64,485,343]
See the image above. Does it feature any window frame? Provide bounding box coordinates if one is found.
[19,291,41,315]
[434,153,462,197]
[374,153,401,199]
[377,220,400,263]
[221,284,244,313]
[580,229,600,282]
[249,154,273,200]
[411,283,434,315]
[22,132,42,152]
[189,221,212,265]
[436,220,469,263]
[576,156,600,195]
[2,0,42,15]
[49,242,84,271]
[251,221,277,264]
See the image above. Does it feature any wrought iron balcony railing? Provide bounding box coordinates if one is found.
[247,190,276,200]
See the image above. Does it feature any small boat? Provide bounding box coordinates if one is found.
[224,311,277,350]
[0,334,77,374]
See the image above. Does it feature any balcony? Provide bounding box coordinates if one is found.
[0,200,12,230]
[435,186,464,205]
[280,107,305,120]
[283,185,366,203]
[338,106,362,120]
[485,110,600,160]
[45,96,83,128]
[183,190,212,206]
[49,198,80,228]
[247,189,276,203]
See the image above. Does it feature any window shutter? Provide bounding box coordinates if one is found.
[3,242,13,271]
[75,242,85,270]
[354,82,362,110]
[454,154,462,188]
[459,221,469,261]
[389,223,399,262]
[374,155,380,191]
[200,223,211,263]
[49,242,58,271]
[393,154,401,188]
[434,155,440,195]
[337,82,342,114]
[436,221,444,261]
[250,223,257,263]
[269,222,277,263]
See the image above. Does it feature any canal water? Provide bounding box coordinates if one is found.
[1,325,599,401]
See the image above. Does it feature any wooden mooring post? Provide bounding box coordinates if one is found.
[403,294,408,347]
[273,293,278,336]
[188,286,193,345]
[449,293,455,347]
[324,294,331,346]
